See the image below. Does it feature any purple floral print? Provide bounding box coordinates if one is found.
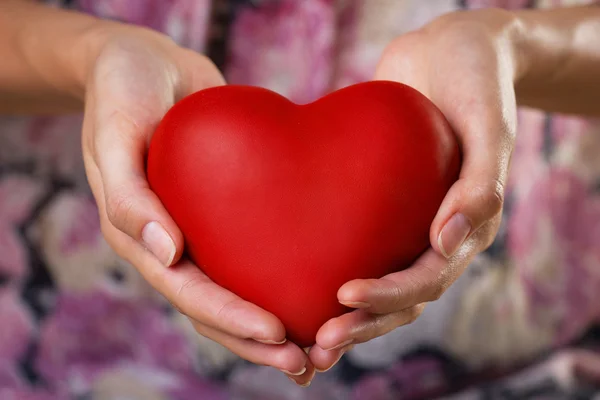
[0,0,600,399]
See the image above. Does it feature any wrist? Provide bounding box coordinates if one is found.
[4,0,173,111]
[502,11,530,86]
[507,10,538,91]
[428,8,527,85]
[76,22,180,96]
[59,19,109,100]
[1,1,117,111]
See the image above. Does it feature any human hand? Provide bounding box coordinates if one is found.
[308,9,520,376]
[81,26,310,378]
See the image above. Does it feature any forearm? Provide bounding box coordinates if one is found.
[0,0,105,114]
[514,5,600,116]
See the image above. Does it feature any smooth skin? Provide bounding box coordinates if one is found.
[1,0,599,387]
[307,6,600,383]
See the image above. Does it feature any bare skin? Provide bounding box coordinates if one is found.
[1,0,599,387]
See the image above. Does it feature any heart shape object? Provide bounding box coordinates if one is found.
[147,81,460,347]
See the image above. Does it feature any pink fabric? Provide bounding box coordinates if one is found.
[0,0,599,398]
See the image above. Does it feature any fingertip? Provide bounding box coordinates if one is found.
[340,301,371,309]
[164,263,288,342]
[141,221,178,267]
[162,222,185,266]
[310,345,343,373]
[437,212,472,258]
[271,342,309,374]
[255,338,287,345]
[281,366,306,376]
[430,221,443,256]
[337,279,367,302]
[429,183,464,257]
[430,177,505,256]
[191,320,306,373]
[144,196,185,267]
[248,306,288,344]
[286,360,316,387]
[315,317,348,351]
[102,182,185,268]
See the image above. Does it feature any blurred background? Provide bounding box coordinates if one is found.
[1,0,600,399]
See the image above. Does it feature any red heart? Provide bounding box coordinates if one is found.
[147,81,460,347]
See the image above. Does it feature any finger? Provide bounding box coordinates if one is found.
[315,305,425,353]
[286,360,317,387]
[84,158,287,344]
[191,319,308,375]
[337,248,452,314]
[375,33,515,259]
[90,50,224,268]
[88,74,181,267]
[309,343,354,373]
[429,76,516,259]
[92,103,182,267]
[161,260,288,343]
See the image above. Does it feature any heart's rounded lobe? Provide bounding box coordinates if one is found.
[147,81,460,347]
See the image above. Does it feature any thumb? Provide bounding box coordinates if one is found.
[93,106,184,266]
[90,44,225,266]
[430,108,514,258]
[373,25,517,259]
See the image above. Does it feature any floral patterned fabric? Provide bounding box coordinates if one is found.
[1,0,600,398]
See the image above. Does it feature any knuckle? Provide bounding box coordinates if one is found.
[403,261,440,302]
[105,108,145,143]
[215,298,241,322]
[472,179,505,218]
[174,275,205,317]
[94,107,146,157]
[105,188,136,231]
[176,275,203,299]
[381,278,408,310]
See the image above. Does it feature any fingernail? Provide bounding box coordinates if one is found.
[438,213,471,258]
[142,222,176,266]
[288,376,312,387]
[315,344,355,373]
[256,338,287,345]
[281,366,306,376]
[323,339,353,352]
[339,301,370,309]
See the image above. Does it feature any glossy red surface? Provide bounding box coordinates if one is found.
[147,81,460,347]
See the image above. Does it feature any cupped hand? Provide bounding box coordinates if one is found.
[81,26,310,379]
[309,9,521,375]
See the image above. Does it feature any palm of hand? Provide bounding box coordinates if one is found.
[82,31,312,382]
